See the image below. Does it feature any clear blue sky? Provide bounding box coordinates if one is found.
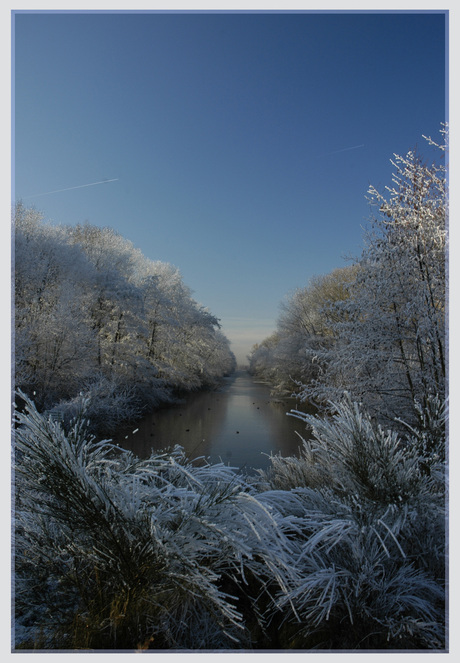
[13,10,447,364]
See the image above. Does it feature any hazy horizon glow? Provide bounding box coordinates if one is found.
[13,10,446,364]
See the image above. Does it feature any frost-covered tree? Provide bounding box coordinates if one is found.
[273,266,359,393]
[65,223,147,377]
[301,127,447,432]
[134,259,233,389]
[248,266,358,396]
[247,332,281,383]
[14,209,235,431]
[198,328,237,380]
[14,204,98,408]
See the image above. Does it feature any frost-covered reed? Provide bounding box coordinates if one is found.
[257,395,446,649]
[13,391,446,650]
[13,391,291,649]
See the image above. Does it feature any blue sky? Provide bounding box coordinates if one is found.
[12,10,447,364]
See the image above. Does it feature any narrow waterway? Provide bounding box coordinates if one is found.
[115,370,316,472]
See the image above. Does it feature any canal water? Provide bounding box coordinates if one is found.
[115,370,316,472]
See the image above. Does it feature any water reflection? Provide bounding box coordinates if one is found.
[115,371,315,472]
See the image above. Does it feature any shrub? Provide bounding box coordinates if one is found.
[256,395,447,649]
[13,392,291,650]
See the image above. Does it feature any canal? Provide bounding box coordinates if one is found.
[115,370,316,472]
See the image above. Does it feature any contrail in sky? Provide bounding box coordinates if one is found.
[323,144,365,156]
[23,178,119,198]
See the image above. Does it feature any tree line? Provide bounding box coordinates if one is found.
[249,127,447,443]
[14,207,236,433]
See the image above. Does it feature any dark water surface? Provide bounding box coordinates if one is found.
[115,370,316,472]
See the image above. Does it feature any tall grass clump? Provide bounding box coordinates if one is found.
[13,392,292,650]
[256,395,447,649]
[12,391,447,650]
